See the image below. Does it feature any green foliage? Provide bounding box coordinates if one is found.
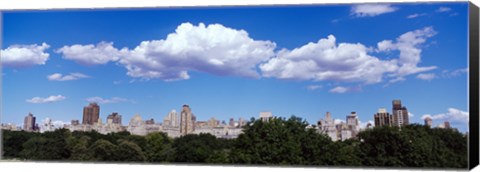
[144,132,172,162]
[89,139,117,161]
[114,140,146,162]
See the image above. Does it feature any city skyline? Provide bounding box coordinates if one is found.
[2,3,470,132]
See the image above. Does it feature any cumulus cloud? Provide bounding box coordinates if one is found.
[377,26,437,77]
[118,22,276,81]
[307,85,322,90]
[56,42,126,65]
[260,35,398,84]
[351,4,397,17]
[421,108,469,124]
[86,96,129,104]
[47,72,90,81]
[436,7,451,13]
[58,23,275,81]
[416,73,436,81]
[1,43,50,68]
[26,95,66,104]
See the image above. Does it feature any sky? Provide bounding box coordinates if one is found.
[1,2,470,132]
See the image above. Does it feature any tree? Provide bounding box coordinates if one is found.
[172,133,219,163]
[67,135,93,161]
[114,140,146,162]
[144,132,172,162]
[89,139,117,161]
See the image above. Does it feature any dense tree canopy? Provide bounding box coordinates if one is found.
[1,116,468,169]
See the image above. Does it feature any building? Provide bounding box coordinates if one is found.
[392,100,409,127]
[71,120,80,126]
[163,110,178,127]
[346,112,360,138]
[208,117,219,128]
[180,105,196,135]
[374,108,392,127]
[82,103,100,125]
[424,117,433,127]
[127,114,147,136]
[444,121,451,129]
[23,113,37,131]
[229,118,235,127]
[238,117,246,127]
[259,111,273,122]
[107,112,122,125]
[317,112,338,141]
[145,118,155,125]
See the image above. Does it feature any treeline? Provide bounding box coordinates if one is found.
[1,116,467,168]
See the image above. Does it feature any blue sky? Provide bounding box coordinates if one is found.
[1,2,470,132]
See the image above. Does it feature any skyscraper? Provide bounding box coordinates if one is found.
[424,117,433,127]
[374,108,392,127]
[392,100,409,127]
[164,109,178,127]
[23,113,36,131]
[180,105,195,135]
[346,112,359,137]
[107,112,122,125]
[82,103,100,125]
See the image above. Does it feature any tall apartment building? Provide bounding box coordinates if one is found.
[374,108,392,127]
[392,100,409,127]
[180,105,196,135]
[346,112,359,137]
[83,103,100,125]
[163,109,178,127]
[107,112,122,125]
[23,113,36,131]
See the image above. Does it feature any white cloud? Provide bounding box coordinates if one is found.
[59,23,276,81]
[41,118,70,128]
[377,26,437,76]
[329,86,348,93]
[408,112,414,118]
[351,4,397,17]
[119,22,276,81]
[407,13,427,19]
[86,96,128,104]
[56,42,126,65]
[442,68,468,78]
[328,86,362,93]
[307,85,322,90]
[359,120,375,129]
[260,35,398,84]
[421,108,469,124]
[26,95,66,104]
[436,7,451,13]
[416,73,436,81]
[1,43,50,68]
[47,72,90,81]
